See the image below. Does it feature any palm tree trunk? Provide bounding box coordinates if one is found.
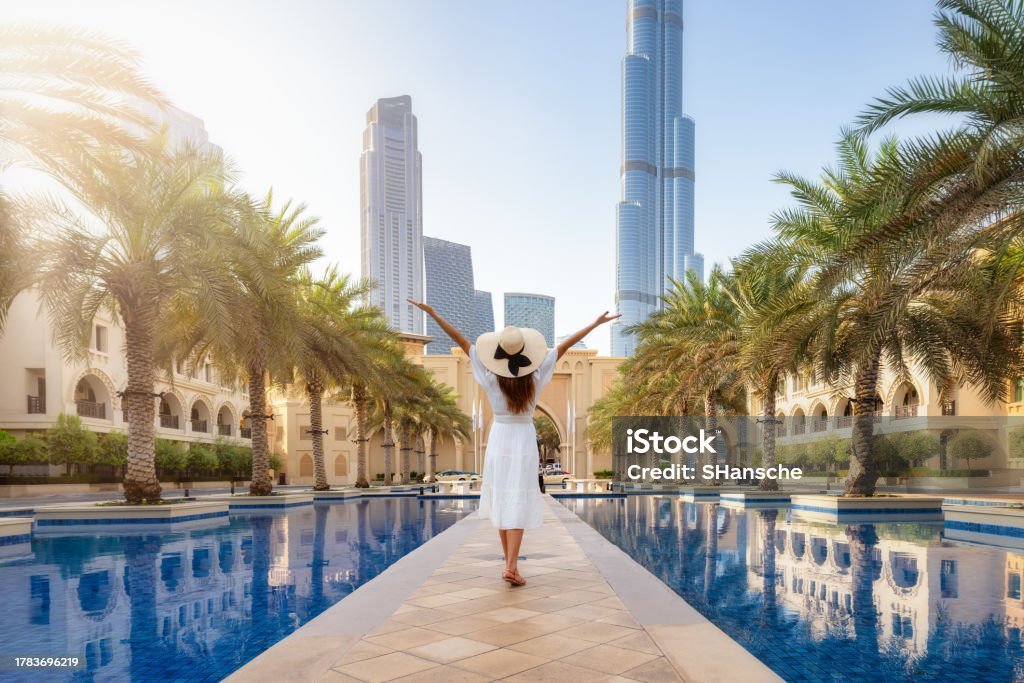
[759,383,779,491]
[382,401,394,485]
[427,433,437,482]
[123,312,161,503]
[415,431,425,481]
[848,352,881,496]
[704,391,720,475]
[353,384,369,488]
[308,381,328,491]
[399,426,411,485]
[248,354,273,496]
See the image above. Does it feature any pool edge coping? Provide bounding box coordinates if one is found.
[549,498,784,682]
[225,507,483,682]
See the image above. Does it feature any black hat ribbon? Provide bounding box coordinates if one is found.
[494,345,533,377]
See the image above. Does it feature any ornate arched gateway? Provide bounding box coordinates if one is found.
[420,345,623,476]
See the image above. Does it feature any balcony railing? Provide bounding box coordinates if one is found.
[218,424,232,436]
[792,422,806,435]
[894,404,919,419]
[26,395,44,414]
[812,418,829,433]
[76,400,106,419]
[240,427,252,439]
[190,419,208,433]
[836,416,852,429]
[160,414,180,429]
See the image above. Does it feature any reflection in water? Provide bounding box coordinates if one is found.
[564,496,1024,682]
[0,498,476,682]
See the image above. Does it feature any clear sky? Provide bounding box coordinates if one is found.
[3,0,953,354]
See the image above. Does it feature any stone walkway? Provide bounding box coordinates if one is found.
[231,498,780,682]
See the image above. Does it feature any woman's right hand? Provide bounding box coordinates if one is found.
[408,298,434,314]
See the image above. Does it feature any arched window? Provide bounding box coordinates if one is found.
[299,454,314,477]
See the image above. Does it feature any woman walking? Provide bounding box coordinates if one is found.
[410,299,618,586]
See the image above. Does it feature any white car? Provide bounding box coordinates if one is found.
[541,469,573,486]
[422,470,480,483]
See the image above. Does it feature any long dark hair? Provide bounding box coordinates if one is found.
[497,375,535,415]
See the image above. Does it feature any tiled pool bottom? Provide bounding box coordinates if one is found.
[562,496,1024,683]
[0,498,477,682]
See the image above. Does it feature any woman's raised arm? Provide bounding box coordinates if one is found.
[408,299,471,354]
[556,311,621,359]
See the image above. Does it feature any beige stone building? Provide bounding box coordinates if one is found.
[269,337,624,486]
[748,362,1024,474]
[0,290,252,449]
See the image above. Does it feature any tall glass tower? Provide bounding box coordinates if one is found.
[611,0,703,356]
[361,96,424,333]
[423,237,475,354]
[504,293,555,347]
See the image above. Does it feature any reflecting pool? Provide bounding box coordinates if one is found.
[0,498,476,682]
[563,496,1024,682]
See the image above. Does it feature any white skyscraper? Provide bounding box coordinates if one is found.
[360,96,424,333]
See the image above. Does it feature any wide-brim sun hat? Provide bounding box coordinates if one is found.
[475,326,548,378]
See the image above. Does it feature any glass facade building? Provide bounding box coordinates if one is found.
[504,293,555,347]
[360,96,424,333]
[423,237,475,354]
[472,290,495,341]
[612,0,703,356]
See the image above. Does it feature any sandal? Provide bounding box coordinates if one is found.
[502,570,526,587]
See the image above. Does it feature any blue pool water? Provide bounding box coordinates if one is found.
[562,496,1024,683]
[0,498,476,682]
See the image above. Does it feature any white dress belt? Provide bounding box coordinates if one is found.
[493,415,534,424]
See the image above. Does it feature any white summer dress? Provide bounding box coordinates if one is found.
[470,344,558,530]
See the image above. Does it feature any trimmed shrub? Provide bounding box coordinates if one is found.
[46,414,98,473]
[948,430,994,471]
[96,432,128,468]
[155,439,188,475]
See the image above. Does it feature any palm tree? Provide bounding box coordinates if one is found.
[726,246,812,490]
[177,190,322,496]
[771,132,1012,495]
[632,268,745,472]
[2,27,169,332]
[856,0,1024,255]
[292,267,386,491]
[33,140,239,502]
[1,25,167,164]
[347,341,422,486]
[416,382,471,482]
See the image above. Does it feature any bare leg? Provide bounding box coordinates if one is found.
[505,529,525,574]
[498,529,509,564]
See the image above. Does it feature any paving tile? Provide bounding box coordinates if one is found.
[470,620,560,646]
[560,645,659,675]
[452,649,549,678]
[318,670,365,683]
[551,603,620,622]
[405,593,470,609]
[561,621,640,644]
[621,657,685,682]
[475,606,543,623]
[505,660,614,682]
[506,633,595,659]
[334,652,439,682]
[366,626,450,650]
[427,613,504,636]
[391,607,456,627]
[608,631,663,655]
[332,641,395,667]
[406,636,497,664]
[597,611,643,629]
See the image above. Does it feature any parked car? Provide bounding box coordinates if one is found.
[422,470,480,483]
[541,469,573,486]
